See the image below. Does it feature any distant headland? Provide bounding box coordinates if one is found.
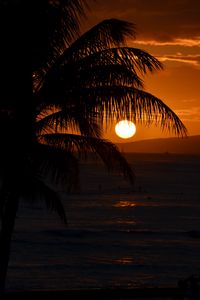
[116,135,200,155]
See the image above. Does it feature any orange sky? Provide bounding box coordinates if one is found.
[83,0,200,142]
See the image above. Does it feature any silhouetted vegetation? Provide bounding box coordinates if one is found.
[0,0,187,292]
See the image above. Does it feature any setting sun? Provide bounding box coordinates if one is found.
[115,120,136,139]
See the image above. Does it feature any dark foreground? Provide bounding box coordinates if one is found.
[1,287,200,299]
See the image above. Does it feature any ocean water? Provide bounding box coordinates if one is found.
[6,153,200,292]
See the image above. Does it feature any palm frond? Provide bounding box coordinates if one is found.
[67,47,163,74]
[34,19,136,91]
[32,0,89,71]
[50,0,89,48]
[116,47,163,74]
[77,64,143,88]
[31,143,79,191]
[36,107,102,138]
[57,19,136,64]
[36,64,143,100]
[38,133,134,184]
[36,107,80,135]
[37,78,187,137]
[69,64,143,88]
[22,174,67,224]
[35,46,161,95]
[66,86,187,137]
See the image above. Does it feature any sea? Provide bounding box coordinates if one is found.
[6,153,200,293]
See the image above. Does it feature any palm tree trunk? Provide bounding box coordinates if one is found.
[0,190,19,293]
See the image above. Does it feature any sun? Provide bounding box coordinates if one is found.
[115,120,136,139]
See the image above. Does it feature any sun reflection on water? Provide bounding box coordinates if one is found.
[116,220,137,225]
[115,256,134,265]
[114,200,136,208]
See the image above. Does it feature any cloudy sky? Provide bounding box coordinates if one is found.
[83,0,200,141]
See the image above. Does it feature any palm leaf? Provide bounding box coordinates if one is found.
[64,86,187,136]
[76,64,143,88]
[36,64,143,101]
[22,174,67,224]
[49,0,89,48]
[36,107,102,138]
[38,133,135,184]
[37,80,187,136]
[58,18,136,63]
[67,46,163,74]
[34,18,136,91]
[115,47,163,74]
[32,0,89,71]
[36,46,161,96]
[30,143,79,191]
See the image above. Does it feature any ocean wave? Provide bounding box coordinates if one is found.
[41,228,200,240]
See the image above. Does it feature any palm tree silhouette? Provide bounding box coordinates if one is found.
[0,0,187,292]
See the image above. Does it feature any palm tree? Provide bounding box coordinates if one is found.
[0,0,187,292]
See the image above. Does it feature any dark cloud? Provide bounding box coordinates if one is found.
[85,0,200,42]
